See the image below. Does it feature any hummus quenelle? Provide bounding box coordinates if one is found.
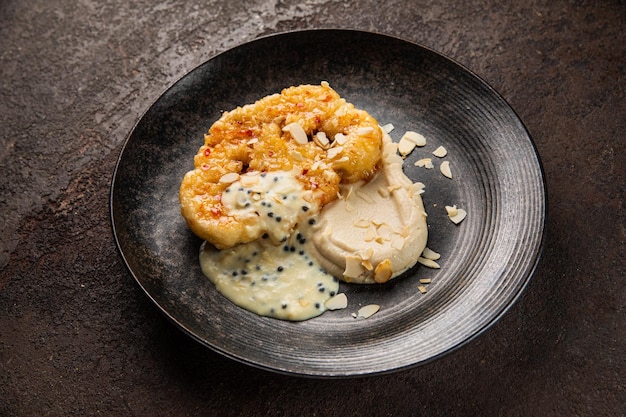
[180,83,429,321]
[308,132,428,284]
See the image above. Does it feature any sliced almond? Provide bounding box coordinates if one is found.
[289,150,304,161]
[432,146,448,158]
[391,236,405,250]
[381,123,395,133]
[445,205,458,217]
[374,259,393,283]
[398,137,417,157]
[324,293,348,310]
[282,122,308,145]
[415,158,434,169]
[334,133,348,145]
[357,126,374,136]
[417,257,441,269]
[361,259,374,271]
[440,160,452,178]
[376,223,393,240]
[357,304,380,319]
[327,146,343,159]
[418,285,428,294]
[421,247,441,260]
[219,172,240,184]
[313,131,330,149]
[344,255,364,279]
[364,225,377,242]
[239,174,259,187]
[449,208,467,224]
[403,131,426,146]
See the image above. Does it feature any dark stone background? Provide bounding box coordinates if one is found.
[1,1,624,416]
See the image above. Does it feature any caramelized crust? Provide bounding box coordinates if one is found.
[179,83,382,249]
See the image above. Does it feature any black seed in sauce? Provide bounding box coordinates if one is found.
[308,219,316,225]
[330,291,336,296]
[277,266,284,272]
[268,212,274,218]
[262,233,269,239]
[315,303,321,309]
[275,216,282,222]
[281,303,288,309]
[302,205,309,212]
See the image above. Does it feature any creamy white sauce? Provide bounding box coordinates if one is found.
[200,222,338,321]
[221,171,316,245]
[200,170,337,321]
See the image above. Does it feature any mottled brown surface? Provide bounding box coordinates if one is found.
[1,1,624,416]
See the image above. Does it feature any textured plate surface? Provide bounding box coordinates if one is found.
[111,30,545,377]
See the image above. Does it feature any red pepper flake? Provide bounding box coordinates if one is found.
[201,164,209,170]
[315,116,321,124]
[204,148,211,156]
[268,150,274,157]
[296,102,304,108]
[302,168,309,175]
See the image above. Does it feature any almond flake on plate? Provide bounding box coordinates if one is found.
[381,123,395,133]
[357,304,380,319]
[398,131,426,157]
[440,160,452,178]
[325,293,348,310]
[415,158,434,169]
[417,257,441,269]
[421,247,441,260]
[432,146,448,158]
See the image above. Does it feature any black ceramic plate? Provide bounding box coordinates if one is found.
[111,30,545,377]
